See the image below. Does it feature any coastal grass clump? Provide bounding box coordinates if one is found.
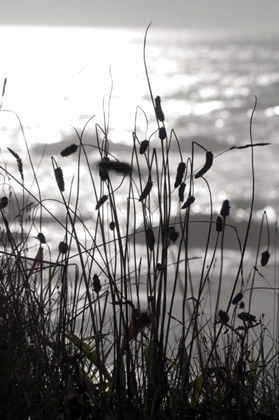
[0,25,278,419]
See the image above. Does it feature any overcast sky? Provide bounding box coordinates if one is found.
[0,0,279,33]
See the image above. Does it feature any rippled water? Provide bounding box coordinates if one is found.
[1,26,279,340]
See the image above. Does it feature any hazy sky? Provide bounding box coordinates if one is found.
[1,0,279,33]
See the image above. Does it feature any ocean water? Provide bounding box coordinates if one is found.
[1,26,279,343]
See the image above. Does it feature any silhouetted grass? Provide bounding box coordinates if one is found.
[0,25,278,420]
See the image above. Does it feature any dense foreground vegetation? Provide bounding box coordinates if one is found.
[0,26,278,419]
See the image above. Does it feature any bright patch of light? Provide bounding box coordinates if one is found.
[192,204,201,214]
[199,88,217,99]
[256,206,277,222]
[227,135,236,145]
[192,100,222,115]
[264,106,279,117]
[164,100,191,117]
[220,110,229,118]
[215,119,224,128]
[236,208,245,222]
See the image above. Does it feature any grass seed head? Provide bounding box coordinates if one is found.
[178,182,186,202]
[155,96,165,122]
[0,197,8,209]
[220,199,230,218]
[59,242,68,254]
[37,233,46,244]
[174,162,186,188]
[95,195,108,210]
[60,144,78,157]
[181,195,195,209]
[139,179,153,202]
[137,311,151,328]
[139,139,149,154]
[98,159,131,175]
[146,228,155,251]
[219,310,229,323]
[216,215,223,232]
[232,292,243,305]
[93,274,102,294]
[7,147,24,182]
[168,226,179,243]
[54,167,65,192]
[99,157,110,181]
[159,127,166,140]
[261,250,270,267]
[195,151,213,179]
[109,221,115,231]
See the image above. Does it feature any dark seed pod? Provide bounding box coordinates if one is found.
[37,233,46,244]
[61,144,78,157]
[220,199,230,218]
[219,310,229,323]
[95,195,108,210]
[159,127,166,140]
[261,250,270,267]
[181,196,195,209]
[55,167,65,192]
[168,226,179,243]
[238,312,256,323]
[174,162,186,188]
[156,263,164,271]
[59,242,68,254]
[216,216,223,232]
[239,301,245,309]
[109,221,115,231]
[139,140,149,154]
[178,183,186,202]
[93,274,101,293]
[137,312,151,328]
[98,160,131,175]
[139,179,153,202]
[0,197,8,209]
[195,151,214,179]
[155,96,165,122]
[232,292,243,305]
[146,228,155,251]
[99,157,110,181]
